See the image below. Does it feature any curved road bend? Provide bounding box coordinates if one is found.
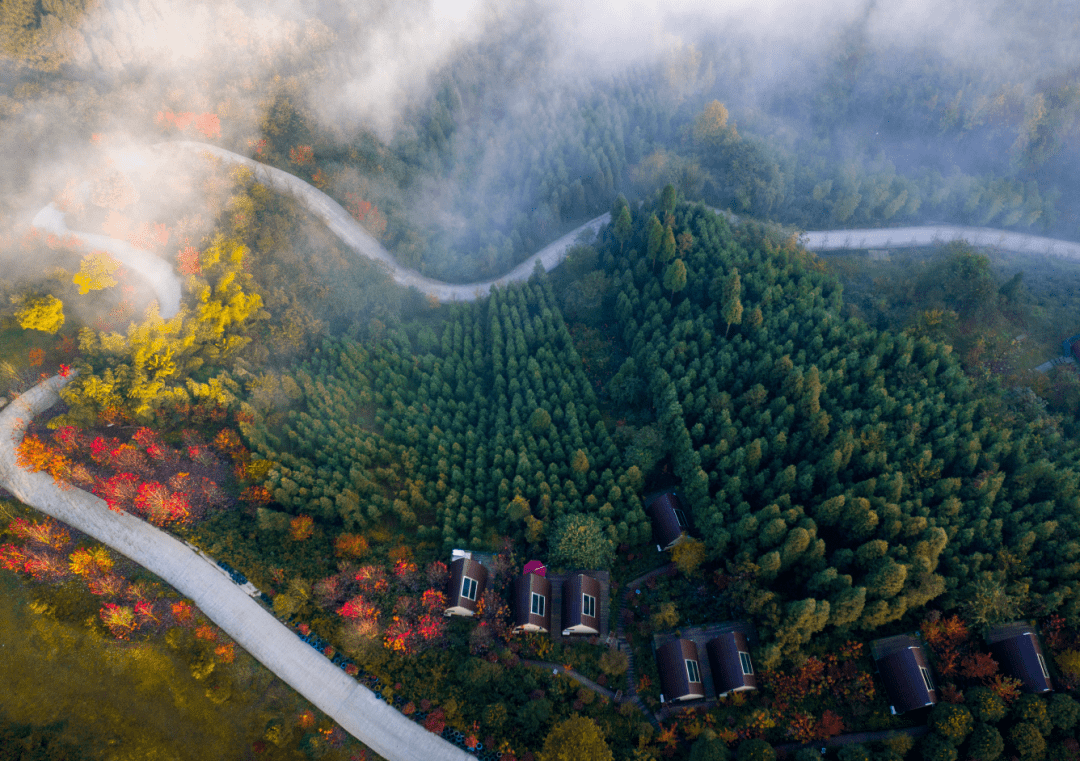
[0,374,470,761]
[31,203,183,319]
[157,142,612,303]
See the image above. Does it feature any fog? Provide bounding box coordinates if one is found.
[2,0,1079,294]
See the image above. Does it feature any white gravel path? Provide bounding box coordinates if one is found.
[0,374,470,761]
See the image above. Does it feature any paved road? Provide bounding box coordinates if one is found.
[34,142,1080,322]
[0,374,470,761]
[31,203,183,319]
[801,225,1080,259]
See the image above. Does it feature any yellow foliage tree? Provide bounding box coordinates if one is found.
[693,100,739,149]
[72,251,120,294]
[15,294,64,334]
[539,716,613,761]
[672,537,706,576]
[54,233,265,426]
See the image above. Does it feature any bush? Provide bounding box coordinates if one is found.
[735,738,775,761]
[967,722,1004,761]
[1048,693,1080,732]
[598,648,629,677]
[919,734,958,761]
[1008,722,1046,761]
[690,732,731,761]
[547,514,615,570]
[930,703,973,745]
[967,686,1007,723]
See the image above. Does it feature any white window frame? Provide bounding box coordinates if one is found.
[685,658,701,684]
[461,576,478,601]
[739,651,754,675]
[674,508,688,528]
[920,666,935,693]
[1038,652,1050,679]
[531,592,545,617]
[582,593,596,618]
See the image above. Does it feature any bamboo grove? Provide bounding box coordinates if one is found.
[600,195,1080,666]
[241,279,650,555]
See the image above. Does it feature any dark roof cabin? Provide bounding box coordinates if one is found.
[657,638,706,703]
[986,624,1052,694]
[512,572,552,634]
[706,631,757,696]
[646,491,690,551]
[445,557,488,617]
[872,635,938,715]
[561,573,602,635]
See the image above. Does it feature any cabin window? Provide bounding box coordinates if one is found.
[686,659,701,684]
[739,651,754,675]
[531,592,545,617]
[674,508,688,528]
[920,666,935,693]
[1038,653,1050,679]
[582,594,596,618]
[461,576,478,601]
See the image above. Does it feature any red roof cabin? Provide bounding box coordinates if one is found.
[871,635,938,715]
[645,490,690,551]
[512,572,552,634]
[445,556,488,617]
[561,573,602,635]
[986,623,1052,694]
[706,631,757,697]
[657,638,706,703]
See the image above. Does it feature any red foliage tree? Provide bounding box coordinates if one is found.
[960,652,1000,681]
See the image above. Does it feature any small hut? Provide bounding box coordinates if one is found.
[986,623,1052,694]
[871,635,938,714]
[561,573,602,635]
[706,631,757,697]
[445,556,488,617]
[657,639,706,703]
[512,572,552,634]
[645,490,690,551]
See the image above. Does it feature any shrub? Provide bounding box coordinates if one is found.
[547,514,614,570]
[967,723,1004,761]
[735,739,775,761]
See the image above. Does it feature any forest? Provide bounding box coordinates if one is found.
[2,0,1080,759]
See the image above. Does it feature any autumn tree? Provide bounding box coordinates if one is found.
[672,536,705,576]
[73,251,120,294]
[15,294,64,334]
[538,716,612,761]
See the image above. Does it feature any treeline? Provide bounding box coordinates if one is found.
[595,191,1080,666]
[241,278,648,554]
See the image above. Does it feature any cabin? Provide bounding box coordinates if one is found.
[512,572,552,634]
[645,490,690,551]
[706,631,757,697]
[986,623,1053,694]
[657,638,706,703]
[445,556,488,617]
[561,573,602,635]
[1062,333,1080,361]
[871,635,938,715]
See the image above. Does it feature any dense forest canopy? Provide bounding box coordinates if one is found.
[3,0,1080,759]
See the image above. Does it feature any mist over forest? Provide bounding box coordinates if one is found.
[2,0,1080,285]
[5,2,1080,760]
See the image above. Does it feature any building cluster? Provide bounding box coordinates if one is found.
[445,489,1056,715]
[443,550,608,639]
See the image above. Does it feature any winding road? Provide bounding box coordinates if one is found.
[35,142,1080,321]
[12,143,1080,755]
[0,376,471,761]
